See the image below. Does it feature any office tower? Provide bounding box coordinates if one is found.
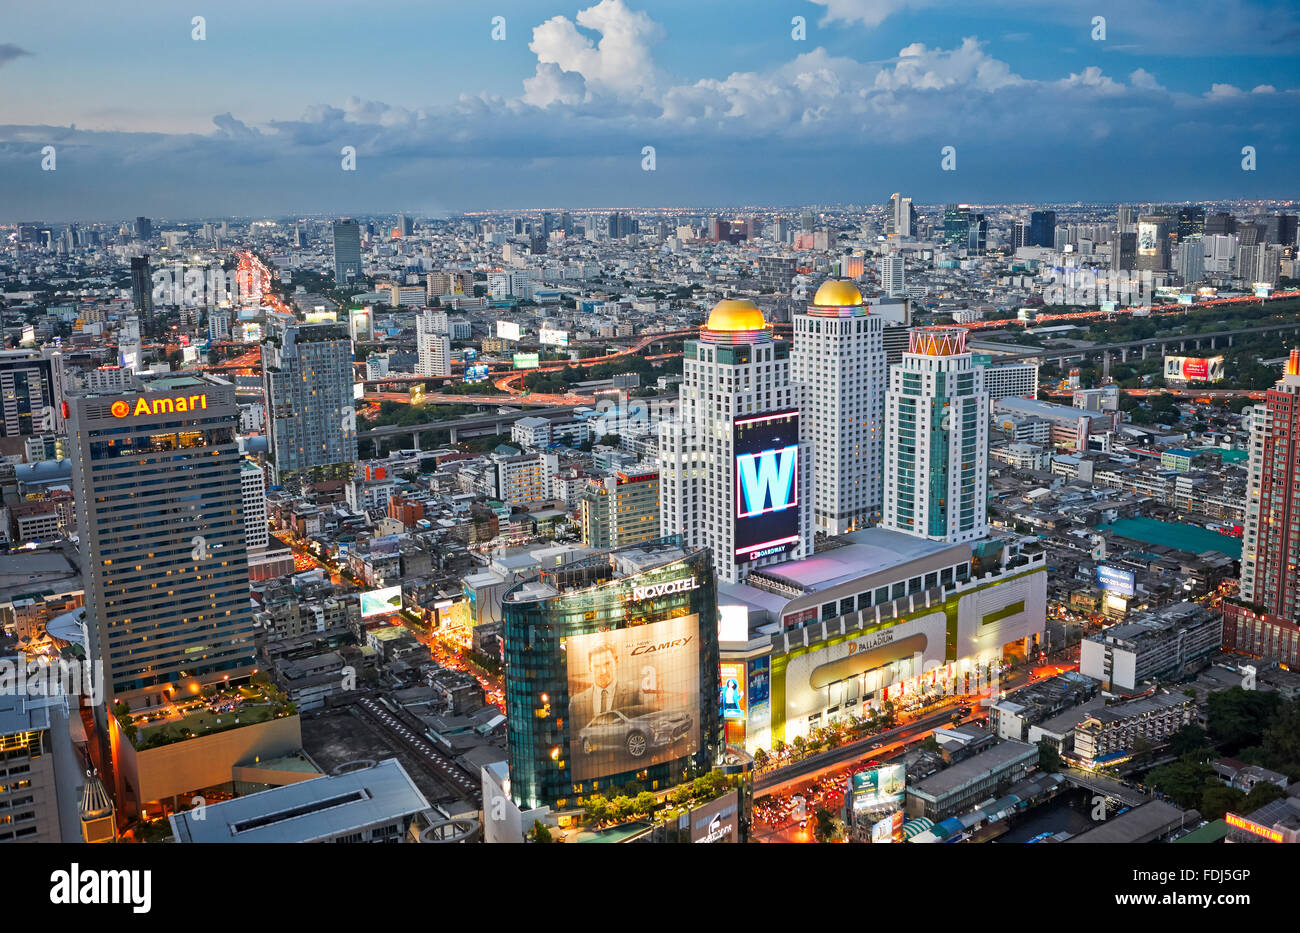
[1174,237,1205,284]
[1011,220,1029,249]
[579,470,660,548]
[1111,231,1137,271]
[332,219,363,284]
[1029,210,1056,248]
[209,310,232,341]
[1205,212,1237,236]
[398,214,414,237]
[659,299,811,584]
[880,254,906,297]
[882,327,989,544]
[134,216,152,240]
[943,204,971,249]
[0,349,62,437]
[262,323,357,484]
[68,374,258,716]
[130,255,153,322]
[966,215,988,255]
[792,280,887,536]
[1241,351,1300,619]
[800,210,815,233]
[1136,214,1174,272]
[1117,205,1135,231]
[887,193,916,238]
[416,309,452,377]
[241,460,268,550]
[0,693,82,842]
[756,255,799,293]
[292,224,307,248]
[1238,244,1282,286]
[1176,206,1206,240]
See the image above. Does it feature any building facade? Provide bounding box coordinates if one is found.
[262,323,357,485]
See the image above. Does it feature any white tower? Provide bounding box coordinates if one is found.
[792,280,887,536]
[659,299,811,584]
[883,327,989,544]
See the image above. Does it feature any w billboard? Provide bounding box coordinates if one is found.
[734,410,801,562]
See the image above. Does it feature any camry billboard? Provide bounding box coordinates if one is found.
[566,613,701,781]
[733,409,801,562]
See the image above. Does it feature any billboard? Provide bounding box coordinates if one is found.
[1164,355,1223,382]
[689,790,740,843]
[360,585,403,618]
[513,353,540,370]
[497,320,522,341]
[1137,222,1159,254]
[566,613,701,782]
[719,662,746,721]
[733,410,801,561]
[850,763,906,812]
[464,364,491,383]
[539,327,570,347]
[870,810,904,843]
[1097,564,1136,597]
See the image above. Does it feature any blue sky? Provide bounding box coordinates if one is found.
[2,0,1298,220]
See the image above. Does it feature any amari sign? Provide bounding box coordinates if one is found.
[110,395,210,418]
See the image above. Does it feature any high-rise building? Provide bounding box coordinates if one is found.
[1176,206,1206,240]
[1117,205,1135,231]
[241,460,268,550]
[966,215,988,255]
[578,470,660,549]
[882,328,989,544]
[398,214,414,237]
[262,323,357,484]
[659,299,811,584]
[1011,220,1029,249]
[130,255,153,322]
[887,193,916,238]
[943,204,971,249]
[1174,237,1205,284]
[792,280,887,536]
[134,216,152,240]
[1136,214,1174,272]
[0,349,62,437]
[879,255,905,297]
[1238,244,1283,286]
[0,692,84,843]
[416,308,452,377]
[332,219,363,284]
[67,374,258,713]
[1029,210,1056,248]
[1111,231,1137,271]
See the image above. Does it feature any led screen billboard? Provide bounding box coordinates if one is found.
[566,613,701,781]
[850,763,906,811]
[1163,355,1223,382]
[513,353,540,370]
[1096,565,1136,597]
[733,409,801,562]
[464,364,491,383]
[719,662,746,721]
[497,320,522,341]
[689,790,740,843]
[360,585,403,617]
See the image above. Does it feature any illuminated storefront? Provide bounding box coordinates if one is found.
[503,539,722,810]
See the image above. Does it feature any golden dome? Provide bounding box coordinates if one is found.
[705,299,767,332]
[813,280,864,306]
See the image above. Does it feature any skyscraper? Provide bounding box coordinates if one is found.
[1176,206,1206,240]
[792,280,887,536]
[67,374,258,710]
[332,219,363,284]
[659,299,811,584]
[0,348,62,437]
[416,309,452,377]
[1136,214,1174,272]
[879,255,906,297]
[134,216,152,240]
[887,193,916,238]
[1012,220,1029,249]
[966,215,988,255]
[882,327,989,544]
[1029,210,1056,248]
[130,255,153,322]
[262,323,357,485]
[943,204,971,249]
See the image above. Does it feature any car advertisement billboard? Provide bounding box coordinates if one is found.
[850,763,906,811]
[719,662,746,721]
[566,613,701,782]
[512,353,540,370]
[360,585,403,617]
[1164,355,1223,382]
[733,409,801,562]
[1096,564,1136,597]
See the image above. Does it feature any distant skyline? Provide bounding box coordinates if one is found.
[3,0,1299,220]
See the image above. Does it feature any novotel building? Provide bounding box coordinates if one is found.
[715,526,1047,753]
[67,374,259,718]
[502,538,721,810]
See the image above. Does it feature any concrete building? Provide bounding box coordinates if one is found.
[332,219,362,284]
[241,460,269,551]
[1073,692,1196,766]
[578,469,660,549]
[905,739,1039,821]
[262,323,357,485]
[1079,602,1222,691]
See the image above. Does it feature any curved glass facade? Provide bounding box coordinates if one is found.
[504,542,721,810]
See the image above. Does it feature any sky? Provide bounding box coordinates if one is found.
[2,0,1298,220]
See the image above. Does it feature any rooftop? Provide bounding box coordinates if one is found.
[1096,517,1241,560]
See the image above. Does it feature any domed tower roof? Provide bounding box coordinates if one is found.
[705,299,767,332]
[812,280,863,307]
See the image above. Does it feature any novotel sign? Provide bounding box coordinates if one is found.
[631,577,699,601]
[110,395,210,419]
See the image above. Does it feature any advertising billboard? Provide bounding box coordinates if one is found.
[360,585,403,618]
[1164,355,1223,382]
[464,364,491,383]
[1137,222,1159,254]
[1096,565,1136,597]
[512,353,540,370]
[566,613,701,782]
[850,763,906,811]
[870,810,904,843]
[719,662,746,721]
[496,320,522,341]
[539,327,570,347]
[688,790,740,843]
[733,410,801,562]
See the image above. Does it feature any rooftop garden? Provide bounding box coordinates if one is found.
[113,675,296,750]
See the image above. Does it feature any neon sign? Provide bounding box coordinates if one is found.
[736,445,799,517]
[111,395,210,418]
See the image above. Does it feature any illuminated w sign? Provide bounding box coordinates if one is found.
[737,445,798,517]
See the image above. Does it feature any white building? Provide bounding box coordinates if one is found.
[978,359,1039,405]
[659,299,811,584]
[879,255,905,297]
[883,327,989,544]
[511,416,552,449]
[493,452,558,506]
[416,309,452,377]
[366,353,391,380]
[792,280,887,536]
[241,460,269,550]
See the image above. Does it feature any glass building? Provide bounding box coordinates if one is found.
[503,539,721,810]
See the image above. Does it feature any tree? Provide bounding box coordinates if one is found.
[527,819,553,843]
[1037,740,1063,773]
[609,795,635,822]
[1169,724,1210,758]
[753,748,769,769]
[1198,782,1244,822]
[1207,688,1283,751]
[812,807,843,843]
[633,791,657,816]
[1241,781,1287,813]
[1146,760,1215,809]
[584,794,609,824]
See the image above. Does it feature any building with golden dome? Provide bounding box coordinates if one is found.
[792,279,888,535]
[660,298,811,584]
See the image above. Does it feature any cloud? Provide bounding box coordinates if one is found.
[1206,83,1245,99]
[808,0,937,28]
[1252,84,1278,93]
[1128,68,1165,92]
[523,0,664,106]
[212,112,257,138]
[0,43,31,68]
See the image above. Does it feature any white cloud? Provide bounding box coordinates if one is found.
[873,37,1023,91]
[1252,84,1277,94]
[523,0,664,107]
[1206,83,1245,99]
[1129,68,1165,91]
[808,0,937,27]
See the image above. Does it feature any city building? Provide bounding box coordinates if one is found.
[659,299,811,584]
[0,692,82,843]
[883,327,989,544]
[0,349,62,438]
[332,219,363,284]
[905,739,1039,821]
[1029,210,1057,248]
[792,280,887,535]
[1079,602,1222,692]
[416,309,452,378]
[879,255,905,297]
[262,323,357,485]
[578,470,660,549]
[1073,692,1196,767]
[502,540,721,810]
[241,460,269,551]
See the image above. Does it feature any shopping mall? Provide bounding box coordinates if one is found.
[502,538,722,810]
[716,527,1047,753]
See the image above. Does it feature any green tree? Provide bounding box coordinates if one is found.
[1241,781,1287,813]
[1037,740,1063,773]
[527,819,553,843]
[1198,782,1244,821]
[633,791,657,816]
[1169,724,1210,758]
[1207,688,1283,751]
[609,795,635,822]
[1146,759,1215,809]
[584,794,609,824]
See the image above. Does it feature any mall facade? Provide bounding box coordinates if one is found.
[502,538,722,811]
[716,527,1047,753]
